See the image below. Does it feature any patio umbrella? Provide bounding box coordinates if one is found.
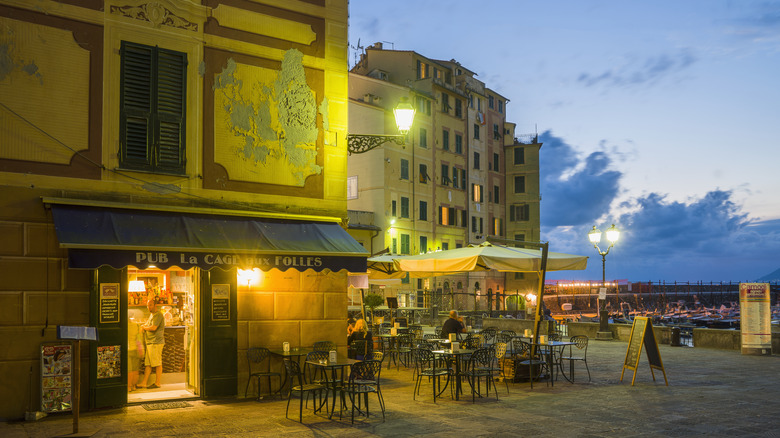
[367,253,408,280]
[392,241,587,276]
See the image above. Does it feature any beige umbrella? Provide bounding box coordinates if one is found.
[367,253,408,280]
[393,241,587,276]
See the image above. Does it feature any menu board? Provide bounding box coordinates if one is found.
[100,283,120,323]
[620,317,668,386]
[41,343,73,412]
[211,284,230,321]
[740,283,771,354]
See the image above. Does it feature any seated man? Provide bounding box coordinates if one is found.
[440,310,466,340]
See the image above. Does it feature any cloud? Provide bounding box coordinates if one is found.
[577,50,697,88]
[539,131,622,227]
[539,132,780,281]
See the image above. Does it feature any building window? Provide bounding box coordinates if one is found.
[493,185,500,203]
[472,184,483,203]
[419,235,428,254]
[401,197,410,218]
[419,128,427,148]
[493,124,501,140]
[401,234,410,254]
[441,93,450,113]
[401,158,409,180]
[488,95,494,109]
[441,164,450,186]
[498,100,503,113]
[471,216,477,232]
[493,153,500,172]
[455,99,462,118]
[442,242,449,251]
[442,129,449,151]
[419,163,430,183]
[433,67,441,80]
[417,60,429,79]
[391,199,397,217]
[514,175,525,193]
[473,152,480,169]
[479,217,483,234]
[461,210,467,228]
[392,237,397,254]
[416,96,431,115]
[510,204,530,222]
[474,124,480,140]
[514,147,524,165]
[439,206,456,226]
[347,175,358,200]
[468,94,474,108]
[120,41,186,174]
[419,200,428,221]
[493,218,503,236]
[455,134,463,154]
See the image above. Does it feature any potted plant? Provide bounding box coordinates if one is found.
[363,293,384,327]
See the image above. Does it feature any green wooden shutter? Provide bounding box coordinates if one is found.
[155,48,186,173]
[120,42,153,169]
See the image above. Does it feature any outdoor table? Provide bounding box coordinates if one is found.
[527,340,575,387]
[305,358,358,419]
[432,349,474,401]
[269,347,313,395]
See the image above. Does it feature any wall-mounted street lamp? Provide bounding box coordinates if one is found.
[347,97,416,154]
[588,224,620,338]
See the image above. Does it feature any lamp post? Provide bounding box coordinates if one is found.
[347,97,415,154]
[588,224,620,339]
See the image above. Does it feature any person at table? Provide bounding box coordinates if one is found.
[347,318,372,360]
[441,310,466,340]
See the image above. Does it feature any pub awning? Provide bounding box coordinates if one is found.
[48,202,368,272]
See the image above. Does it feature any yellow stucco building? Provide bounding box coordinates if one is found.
[0,0,361,419]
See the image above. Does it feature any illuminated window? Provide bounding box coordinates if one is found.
[347,176,358,200]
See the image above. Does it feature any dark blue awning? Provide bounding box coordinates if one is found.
[50,204,368,272]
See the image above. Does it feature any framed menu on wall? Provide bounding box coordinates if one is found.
[99,283,120,323]
[212,284,230,321]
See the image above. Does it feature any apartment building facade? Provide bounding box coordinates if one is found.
[347,43,541,311]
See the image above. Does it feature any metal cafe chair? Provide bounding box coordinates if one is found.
[245,347,283,400]
[463,347,499,403]
[560,335,591,382]
[411,348,451,403]
[343,360,385,424]
[283,359,327,422]
[313,340,336,352]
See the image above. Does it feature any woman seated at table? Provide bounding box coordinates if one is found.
[347,319,373,360]
[441,310,466,340]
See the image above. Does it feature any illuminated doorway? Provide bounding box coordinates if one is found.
[127,267,199,403]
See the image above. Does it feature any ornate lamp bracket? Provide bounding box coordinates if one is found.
[346,134,406,154]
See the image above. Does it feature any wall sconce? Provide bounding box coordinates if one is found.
[347,97,416,154]
[237,268,262,289]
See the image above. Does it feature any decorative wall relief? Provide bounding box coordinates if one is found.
[213,49,322,187]
[0,17,89,164]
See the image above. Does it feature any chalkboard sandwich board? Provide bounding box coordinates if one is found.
[620,317,668,386]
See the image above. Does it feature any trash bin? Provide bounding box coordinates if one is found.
[670,327,682,346]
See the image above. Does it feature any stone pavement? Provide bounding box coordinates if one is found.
[3,340,780,437]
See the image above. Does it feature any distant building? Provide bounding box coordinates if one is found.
[347,43,542,311]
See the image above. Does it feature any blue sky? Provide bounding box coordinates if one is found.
[349,0,780,282]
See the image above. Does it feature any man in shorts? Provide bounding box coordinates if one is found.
[139,299,165,389]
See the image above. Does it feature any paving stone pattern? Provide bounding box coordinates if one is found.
[3,340,780,437]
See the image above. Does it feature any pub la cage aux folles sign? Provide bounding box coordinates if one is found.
[67,249,366,272]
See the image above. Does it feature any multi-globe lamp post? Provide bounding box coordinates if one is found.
[588,224,620,338]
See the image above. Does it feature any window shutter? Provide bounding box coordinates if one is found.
[120,42,153,169]
[155,48,187,173]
